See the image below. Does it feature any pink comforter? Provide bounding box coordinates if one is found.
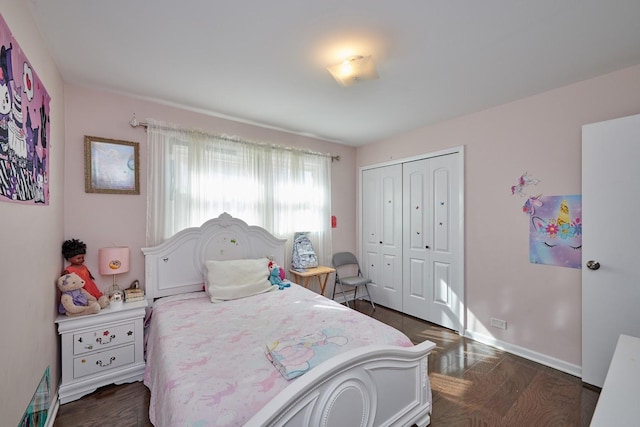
[144,284,414,426]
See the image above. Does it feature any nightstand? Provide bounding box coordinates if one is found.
[55,299,148,404]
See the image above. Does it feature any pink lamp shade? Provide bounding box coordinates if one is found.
[98,247,130,275]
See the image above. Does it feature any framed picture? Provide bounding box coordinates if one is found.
[84,136,140,194]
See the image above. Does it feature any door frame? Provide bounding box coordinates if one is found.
[358,145,465,333]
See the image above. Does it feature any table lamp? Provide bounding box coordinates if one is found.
[99,246,130,308]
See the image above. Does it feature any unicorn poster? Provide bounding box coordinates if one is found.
[529,195,582,269]
[0,14,51,205]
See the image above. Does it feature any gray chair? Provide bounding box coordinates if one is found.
[332,252,375,310]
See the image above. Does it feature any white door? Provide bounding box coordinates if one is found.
[402,154,462,331]
[361,165,403,311]
[582,113,640,387]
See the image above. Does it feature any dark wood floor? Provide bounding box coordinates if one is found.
[54,301,600,426]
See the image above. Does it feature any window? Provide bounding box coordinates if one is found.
[146,119,332,264]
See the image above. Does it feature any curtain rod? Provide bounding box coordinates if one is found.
[129,115,340,162]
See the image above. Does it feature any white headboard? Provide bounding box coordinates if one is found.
[142,213,287,302]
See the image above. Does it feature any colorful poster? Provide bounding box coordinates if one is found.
[529,195,582,269]
[0,14,51,205]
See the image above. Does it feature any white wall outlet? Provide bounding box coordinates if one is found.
[491,317,507,330]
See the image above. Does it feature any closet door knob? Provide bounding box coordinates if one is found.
[425,245,430,249]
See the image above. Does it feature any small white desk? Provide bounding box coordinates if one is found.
[590,334,640,426]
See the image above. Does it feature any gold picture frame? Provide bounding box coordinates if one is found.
[84,136,140,194]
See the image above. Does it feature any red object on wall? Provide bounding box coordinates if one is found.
[331,215,337,228]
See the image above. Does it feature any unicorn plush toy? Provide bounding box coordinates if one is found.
[268,262,289,290]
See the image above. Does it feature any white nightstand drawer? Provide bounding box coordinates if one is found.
[73,322,135,355]
[73,344,135,379]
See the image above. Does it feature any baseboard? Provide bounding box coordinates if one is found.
[333,294,348,304]
[330,289,354,305]
[465,329,582,378]
[332,288,374,306]
[334,296,580,378]
[45,390,59,427]
[333,294,371,307]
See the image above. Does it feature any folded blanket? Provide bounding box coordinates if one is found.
[265,330,348,380]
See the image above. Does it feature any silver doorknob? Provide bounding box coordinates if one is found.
[586,260,600,270]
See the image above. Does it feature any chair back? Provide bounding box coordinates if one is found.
[331,251,375,309]
[332,252,365,279]
[332,251,359,269]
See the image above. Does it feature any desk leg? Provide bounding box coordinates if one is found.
[318,273,330,296]
[291,273,311,290]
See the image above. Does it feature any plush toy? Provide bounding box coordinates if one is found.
[268,260,286,280]
[57,272,102,317]
[268,262,289,290]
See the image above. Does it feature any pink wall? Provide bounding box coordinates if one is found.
[0,0,66,423]
[63,85,356,297]
[357,64,640,369]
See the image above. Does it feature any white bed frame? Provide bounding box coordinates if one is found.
[142,212,435,427]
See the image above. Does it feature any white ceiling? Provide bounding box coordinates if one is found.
[27,1,640,146]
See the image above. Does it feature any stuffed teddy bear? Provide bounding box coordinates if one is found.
[268,262,289,290]
[57,272,102,316]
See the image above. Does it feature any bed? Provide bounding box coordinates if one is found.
[142,212,436,426]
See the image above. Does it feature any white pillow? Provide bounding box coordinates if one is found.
[205,258,274,302]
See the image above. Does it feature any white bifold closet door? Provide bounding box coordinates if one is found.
[402,155,462,331]
[361,151,463,332]
[361,164,403,311]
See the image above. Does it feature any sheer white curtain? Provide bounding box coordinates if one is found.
[146,119,332,266]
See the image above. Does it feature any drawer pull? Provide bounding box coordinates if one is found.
[77,336,94,349]
[96,356,116,367]
[97,334,116,345]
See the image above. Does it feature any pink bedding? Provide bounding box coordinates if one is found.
[144,284,414,426]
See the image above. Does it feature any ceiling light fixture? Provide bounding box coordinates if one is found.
[327,55,379,87]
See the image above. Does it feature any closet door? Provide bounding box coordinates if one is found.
[361,165,403,311]
[402,154,462,331]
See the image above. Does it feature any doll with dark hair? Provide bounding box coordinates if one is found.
[61,239,109,308]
